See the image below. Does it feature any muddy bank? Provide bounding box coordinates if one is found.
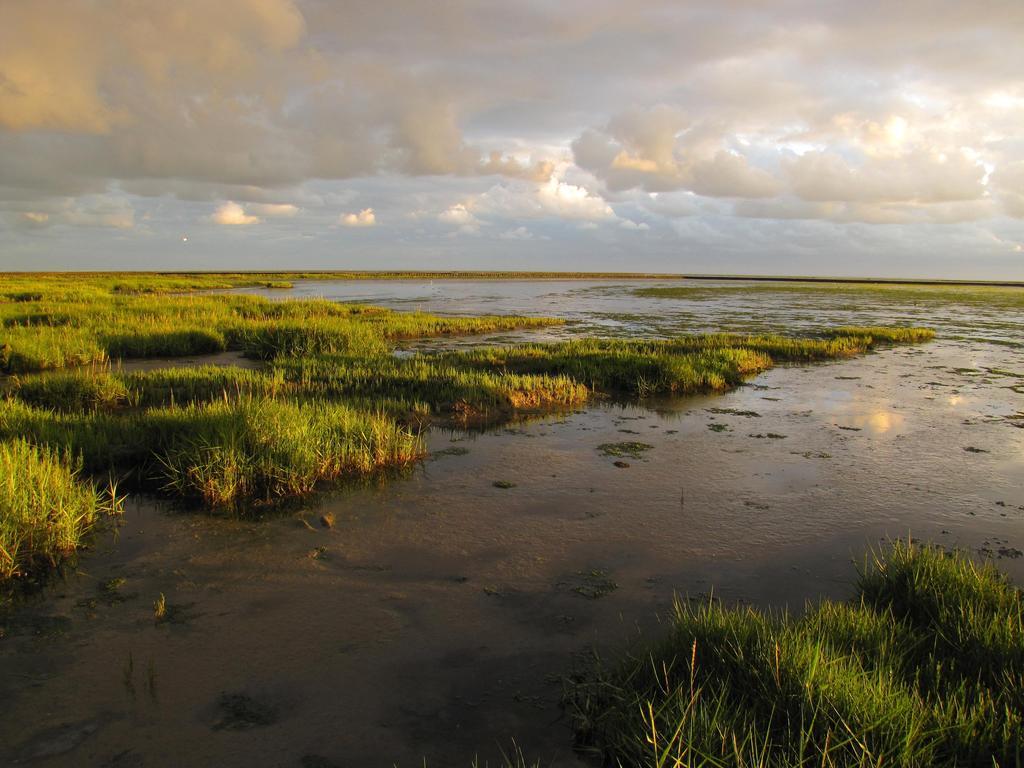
[2,338,1023,767]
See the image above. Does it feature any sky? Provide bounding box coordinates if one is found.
[1,1,1023,278]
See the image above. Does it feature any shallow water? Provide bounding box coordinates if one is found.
[236,277,1024,347]
[2,280,1023,767]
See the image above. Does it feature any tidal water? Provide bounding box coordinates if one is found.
[2,279,1023,767]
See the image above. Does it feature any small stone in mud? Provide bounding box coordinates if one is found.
[613,460,630,468]
[836,425,861,431]
[492,480,516,489]
[749,433,787,439]
[212,693,279,731]
[963,446,989,453]
[319,513,335,528]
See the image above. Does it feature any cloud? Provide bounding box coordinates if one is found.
[251,203,298,217]
[992,161,1024,218]
[62,196,135,229]
[498,226,533,240]
[340,208,376,227]
[438,203,479,234]
[20,211,49,226]
[620,219,650,231]
[782,149,985,204]
[2,1,1024,276]
[573,108,781,198]
[0,0,305,134]
[438,204,475,225]
[458,170,616,226]
[213,202,260,226]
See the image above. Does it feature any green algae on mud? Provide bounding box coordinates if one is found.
[564,541,1024,767]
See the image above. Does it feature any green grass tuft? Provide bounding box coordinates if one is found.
[0,438,122,581]
[564,541,1023,767]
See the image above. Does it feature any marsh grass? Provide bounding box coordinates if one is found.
[563,541,1023,767]
[824,326,937,345]
[0,438,122,581]
[635,282,1024,310]
[154,399,422,507]
[0,319,934,517]
[0,276,561,374]
[0,274,936,557]
[440,330,930,398]
[0,397,422,509]
[273,355,589,415]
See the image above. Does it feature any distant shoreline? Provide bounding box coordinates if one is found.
[3,270,1024,288]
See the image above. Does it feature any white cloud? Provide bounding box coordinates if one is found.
[251,203,298,217]
[212,201,260,226]
[438,203,480,235]
[620,219,650,231]
[499,226,533,240]
[20,211,49,226]
[782,149,985,204]
[438,203,475,225]
[573,109,781,199]
[61,196,136,229]
[340,208,376,227]
[3,1,1024,275]
[455,169,617,228]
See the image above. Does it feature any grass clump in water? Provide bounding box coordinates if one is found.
[0,438,122,581]
[824,326,936,345]
[0,398,422,509]
[564,540,1023,767]
[273,354,588,417]
[443,329,928,398]
[154,399,422,507]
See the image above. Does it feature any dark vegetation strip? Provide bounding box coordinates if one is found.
[635,282,1024,309]
[6,272,1024,287]
[564,541,1024,767]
